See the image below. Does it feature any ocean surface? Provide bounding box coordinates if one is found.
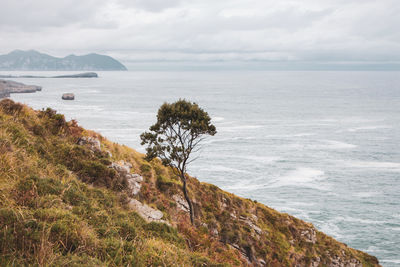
[8,71,400,266]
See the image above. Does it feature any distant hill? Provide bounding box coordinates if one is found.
[0,50,127,71]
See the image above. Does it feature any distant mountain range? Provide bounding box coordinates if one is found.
[0,50,127,71]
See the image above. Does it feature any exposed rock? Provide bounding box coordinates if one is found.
[221,197,228,208]
[128,199,168,224]
[77,136,101,152]
[239,215,262,235]
[110,161,143,196]
[210,228,219,236]
[110,160,132,174]
[172,194,189,212]
[127,174,143,195]
[300,228,317,244]
[62,93,75,100]
[311,257,321,267]
[328,255,362,267]
[258,259,267,266]
[229,243,252,265]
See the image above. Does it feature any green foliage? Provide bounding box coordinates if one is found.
[140,99,216,170]
[156,174,175,192]
[143,222,185,247]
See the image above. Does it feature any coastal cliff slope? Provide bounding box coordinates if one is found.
[0,99,380,266]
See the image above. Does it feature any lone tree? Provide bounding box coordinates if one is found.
[140,99,216,225]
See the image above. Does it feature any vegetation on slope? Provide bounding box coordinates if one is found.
[0,99,380,266]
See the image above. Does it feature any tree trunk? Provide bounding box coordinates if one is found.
[181,174,194,225]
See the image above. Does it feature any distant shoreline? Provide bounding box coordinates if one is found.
[0,72,98,79]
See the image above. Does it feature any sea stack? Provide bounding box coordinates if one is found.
[62,93,75,100]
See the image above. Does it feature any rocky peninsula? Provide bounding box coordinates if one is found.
[0,79,42,98]
[0,72,98,78]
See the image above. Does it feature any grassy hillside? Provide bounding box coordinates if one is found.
[0,99,380,266]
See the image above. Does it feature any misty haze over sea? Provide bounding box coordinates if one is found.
[8,70,400,266]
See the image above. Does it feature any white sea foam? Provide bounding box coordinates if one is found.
[335,216,385,225]
[218,125,263,132]
[201,136,255,145]
[86,89,100,93]
[224,155,280,164]
[347,125,391,132]
[265,133,316,138]
[353,192,380,198]
[346,161,400,172]
[381,259,400,264]
[202,165,253,174]
[286,140,356,150]
[212,116,225,122]
[322,140,357,149]
[225,168,327,191]
[265,167,328,190]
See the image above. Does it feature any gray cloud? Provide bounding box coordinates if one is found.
[117,0,182,12]
[0,0,399,66]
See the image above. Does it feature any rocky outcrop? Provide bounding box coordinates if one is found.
[300,228,317,243]
[0,79,42,98]
[173,194,190,212]
[128,199,169,224]
[77,137,144,197]
[110,161,143,196]
[239,215,262,235]
[326,254,362,267]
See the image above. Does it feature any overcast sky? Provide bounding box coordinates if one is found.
[0,0,399,69]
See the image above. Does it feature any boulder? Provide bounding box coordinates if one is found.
[128,199,167,223]
[62,93,75,100]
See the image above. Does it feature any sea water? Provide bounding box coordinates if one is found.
[9,71,400,266]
